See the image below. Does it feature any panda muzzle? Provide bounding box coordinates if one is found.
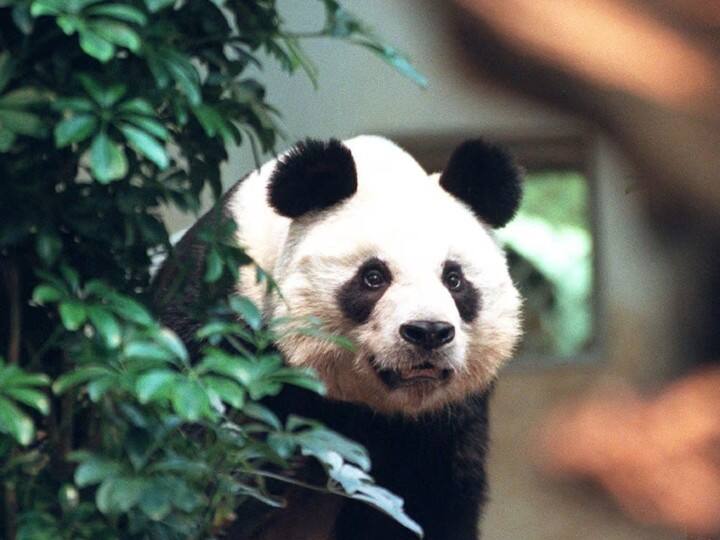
[370,357,453,389]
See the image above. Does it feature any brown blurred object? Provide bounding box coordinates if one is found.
[535,371,720,536]
[446,0,720,231]
[442,0,720,537]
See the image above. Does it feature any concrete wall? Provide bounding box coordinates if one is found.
[170,1,684,537]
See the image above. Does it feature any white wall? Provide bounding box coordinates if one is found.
[222,0,579,176]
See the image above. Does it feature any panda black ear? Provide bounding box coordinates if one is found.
[268,138,357,219]
[439,139,523,228]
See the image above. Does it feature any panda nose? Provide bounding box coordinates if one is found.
[399,320,455,350]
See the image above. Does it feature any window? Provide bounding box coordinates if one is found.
[395,134,599,364]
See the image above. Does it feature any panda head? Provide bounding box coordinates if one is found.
[265,135,522,415]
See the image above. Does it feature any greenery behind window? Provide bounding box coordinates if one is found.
[499,170,595,360]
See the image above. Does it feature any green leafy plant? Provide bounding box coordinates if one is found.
[0,1,424,538]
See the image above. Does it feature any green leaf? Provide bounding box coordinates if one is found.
[118,97,154,115]
[272,367,325,395]
[0,87,48,107]
[196,321,255,344]
[53,366,113,395]
[54,113,98,147]
[138,482,172,521]
[354,40,428,88]
[204,248,222,283]
[4,387,50,415]
[11,4,34,34]
[0,127,16,151]
[87,305,121,347]
[95,289,153,326]
[60,264,80,291]
[29,0,63,17]
[122,114,168,140]
[192,103,225,138]
[32,284,64,304]
[124,341,174,362]
[35,231,62,265]
[197,351,252,383]
[165,476,204,512]
[56,13,81,34]
[96,476,145,513]
[86,3,147,25]
[94,82,127,108]
[340,475,423,537]
[0,395,34,445]
[53,96,95,113]
[74,456,123,486]
[119,123,168,168]
[135,369,176,403]
[91,21,141,53]
[242,402,280,430]
[87,376,115,401]
[229,296,262,331]
[203,375,245,409]
[171,379,208,422]
[0,109,47,137]
[145,0,175,12]
[90,131,127,183]
[78,74,107,105]
[163,52,201,105]
[79,29,115,62]
[153,328,188,364]
[1,367,50,388]
[296,424,370,471]
[59,300,87,331]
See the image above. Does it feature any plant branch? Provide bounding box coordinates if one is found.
[4,479,17,540]
[2,257,21,364]
[237,468,347,499]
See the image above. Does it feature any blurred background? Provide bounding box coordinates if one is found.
[165,1,720,538]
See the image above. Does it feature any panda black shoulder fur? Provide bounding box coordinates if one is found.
[154,135,523,539]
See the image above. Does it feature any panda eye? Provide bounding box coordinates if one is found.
[444,271,464,291]
[362,268,386,289]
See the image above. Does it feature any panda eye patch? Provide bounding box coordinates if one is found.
[443,260,480,322]
[338,258,392,324]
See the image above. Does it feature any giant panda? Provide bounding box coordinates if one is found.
[154,135,523,539]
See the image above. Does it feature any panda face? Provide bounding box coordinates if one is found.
[260,136,522,415]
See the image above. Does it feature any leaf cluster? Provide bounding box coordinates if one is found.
[0,1,424,538]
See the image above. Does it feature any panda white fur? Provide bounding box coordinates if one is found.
[155,135,523,539]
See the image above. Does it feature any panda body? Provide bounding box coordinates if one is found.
[155,135,523,539]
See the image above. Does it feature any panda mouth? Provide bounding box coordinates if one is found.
[369,356,453,390]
